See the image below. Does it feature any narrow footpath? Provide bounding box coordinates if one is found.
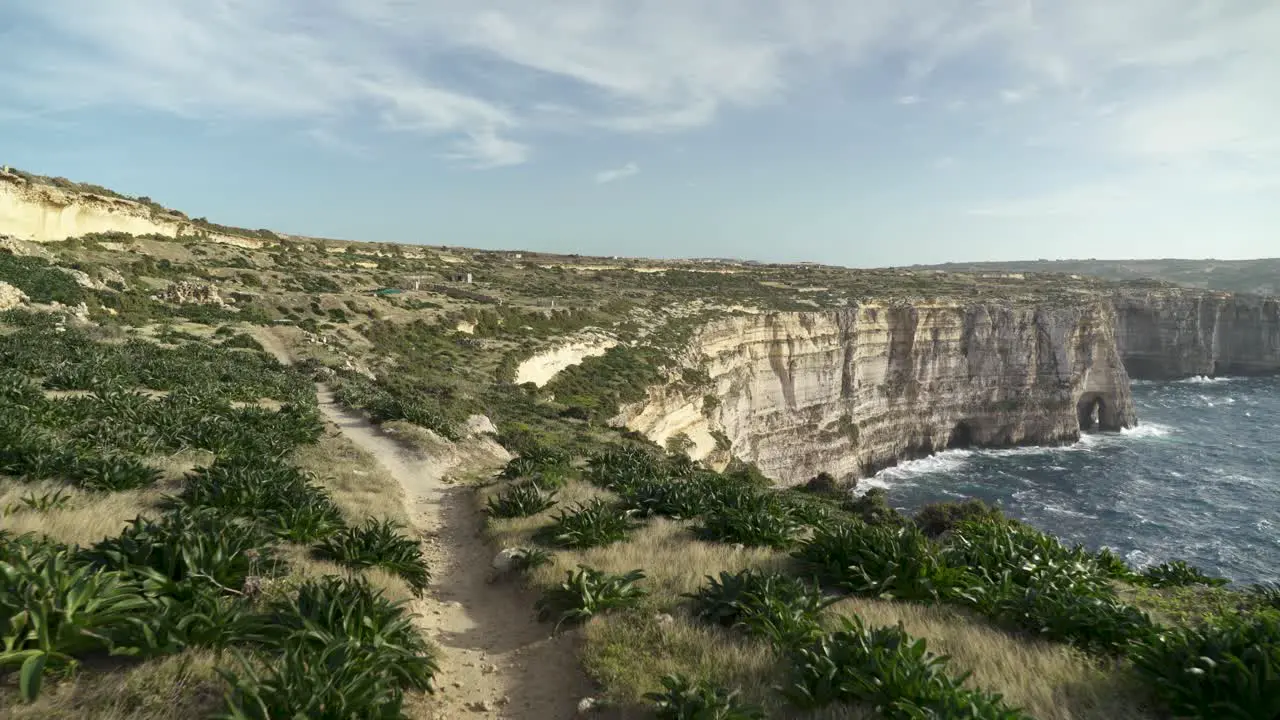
[256,330,595,719]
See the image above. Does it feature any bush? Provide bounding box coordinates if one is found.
[781,616,1030,718]
[313,519,430,596]
[795,522,971,602]
[1131,611,1280,718]
[486,482,558,518]
[645,674,765,720]
[536,566,647,631]
[913,499,1004,539]
[840,488,906,526]
[543,499,637,549]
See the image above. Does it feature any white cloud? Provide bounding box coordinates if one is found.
[594,161,639,184]
[0,0,1276,175]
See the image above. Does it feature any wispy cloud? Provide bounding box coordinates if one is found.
[594,161,638,184]
[0,0,1276,176]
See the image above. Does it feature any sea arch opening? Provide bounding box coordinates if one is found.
[1077,393,1106,432]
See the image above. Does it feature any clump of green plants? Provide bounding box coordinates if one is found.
[620,477,709,519]
[687,569,830,648]
[535,566,647,631]
[697,499,804,549]
[179,459,345,542]
[644,674,765,720]
[781,616,1031,718]
[486,481,558,518]
[313,519,430,596]
[841,488,906,526]
[1130,610,1280,718]
[542,499,638,549]
[913,499,1005,538]
[1139,560,1230,589]
[795,522,971,602]
[0,540,151,701]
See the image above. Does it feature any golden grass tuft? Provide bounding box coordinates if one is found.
[0,479,162,547]
[0,649,225,720]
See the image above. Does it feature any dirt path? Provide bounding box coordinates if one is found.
[256,329,595,719]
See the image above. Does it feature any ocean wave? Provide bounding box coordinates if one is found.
[1119,423,1174,439]
[1178,375,1232,384]
[1042,504,1098,520]
[873,450,972,480]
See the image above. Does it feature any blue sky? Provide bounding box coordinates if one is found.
[1,1,1277,266]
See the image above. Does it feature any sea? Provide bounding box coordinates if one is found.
[869,376,1280,584]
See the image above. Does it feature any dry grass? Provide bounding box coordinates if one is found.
[0,479,162,547]
[823,598,1155,720]
[0,649,225,720]
[476,476,1155,719]
[293,430,411,526]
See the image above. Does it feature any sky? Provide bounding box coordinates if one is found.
[1,1,1277,267]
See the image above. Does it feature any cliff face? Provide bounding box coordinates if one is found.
[623,302,1136,486]
[0,172,265,248]
[1113,289,1280,379]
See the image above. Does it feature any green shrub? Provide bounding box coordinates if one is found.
[535,566,647,631]
[83,509,276,597]
[645,674,765,720]
[840,488,906,527]
[505,547,552,573]
[265,576,428,653]
[621,477,709,519]
[795,522,971,602]
[686,569,829,648]
[217,637,432,720]
[0,542,151,701]
[543,499,637,549]
[179,460,344,542]
[1131,611,1280,718]
[973,570,1156,655]
[698,500,803,549]
[1140,560,1230,589]
[781,616,1029,718]
[913,499,1004,539]
[313,519,430,596]
[485,482,558,518]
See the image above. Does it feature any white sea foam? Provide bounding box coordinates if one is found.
[1178,375,1232,384]
[1043,504,1098,520]
[873,449,972,481]
[1120,423,1174,439]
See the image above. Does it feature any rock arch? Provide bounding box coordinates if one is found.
[1076,393,1106,432]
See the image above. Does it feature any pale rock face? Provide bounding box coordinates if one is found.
[624,302,1136,486]
[0,281,29,311]
[0,174,266,249]
[1113,289,1280,378]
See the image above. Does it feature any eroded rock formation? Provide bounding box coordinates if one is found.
[1114,289,1280,379]
[623,302,1136,485]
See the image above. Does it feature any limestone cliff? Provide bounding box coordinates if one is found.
[622,302,1136,486]
[0,171,266,248]
[1113,289,1280,379]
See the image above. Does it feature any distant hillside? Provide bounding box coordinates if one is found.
[913,258,1280,296]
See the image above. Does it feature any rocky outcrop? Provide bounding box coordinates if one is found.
[0,172,267,248]
[622,302,1135,486]
[0,281,29,311]
[1113,289,1280,379]
[153,281,224,306]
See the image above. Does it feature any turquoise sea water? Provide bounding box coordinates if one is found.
[872,376,1280,583]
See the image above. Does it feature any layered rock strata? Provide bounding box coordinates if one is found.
[623,302,1136,486]
[1114,290,1280,379]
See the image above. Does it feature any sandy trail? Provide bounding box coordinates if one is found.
[256,330,594,719]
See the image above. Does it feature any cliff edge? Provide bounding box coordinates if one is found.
[624,301,1136,485]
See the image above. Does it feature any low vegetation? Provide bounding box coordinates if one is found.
[0,311,436,718]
